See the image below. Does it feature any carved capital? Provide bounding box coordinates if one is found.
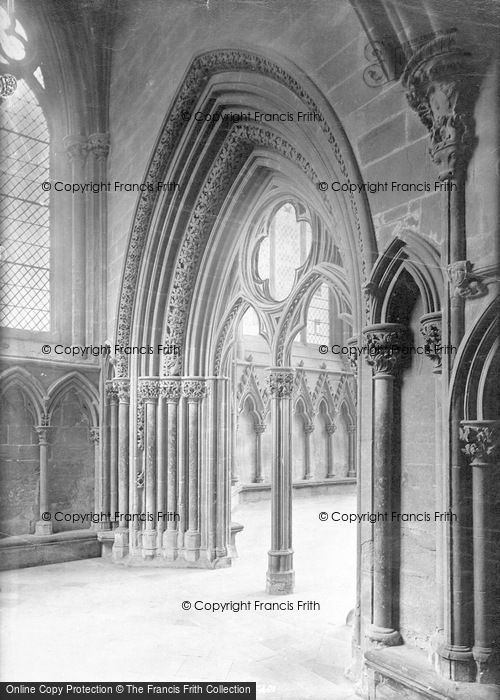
[304,424,315,434]
[63,134,88,164]
[87,132,110,161]
[447,261,487,299]
[420,312,442,371]
[182,379,208,400]
[159,379,182,401]
[460,421,500,465]
[113,378,130,402]
[35,426,51,444]
[255,422,266,435]
[346,337,359,373]
[403,41,478,179]
[326,423,336,436]
[362,323,407,376]
[139,379,159,401]
[269,369,294,398]
[105,380,119,402]
[89,427,100,445]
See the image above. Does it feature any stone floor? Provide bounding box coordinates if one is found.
[0,489,357,699]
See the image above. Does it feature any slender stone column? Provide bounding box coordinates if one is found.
[363,323,406,646]
[87,133,109,343]
[460,421,500,684]
[140,379,159,558]
[230,353,239,486]
[34,424,52,535]
[232,417,239,485]
[347,426,356,478]
[326,423,336,478]
[112,378,130,559]
[63,135,88,346]
[420,313,445,650]
[404,40,483,681]
[303,423,314,480]
[266,368,294,594]
[89,427,101,528]
[161,379,181,560]
[254,423,266,483]
[106,381,119,523]
[182,379,208,562]
[101,385,111,530]
[156,392,166,547]
[214,377,230,561]
[132,399,145,549]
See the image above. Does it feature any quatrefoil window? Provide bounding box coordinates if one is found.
[256,202,311,301]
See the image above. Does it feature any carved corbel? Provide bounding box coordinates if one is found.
[87,132,110,161]
[63,134,88,165]
[447,261,487,299]
[403,38,479,180]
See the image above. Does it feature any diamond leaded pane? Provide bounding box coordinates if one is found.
[307,283,330,344]
[0,78,50,331]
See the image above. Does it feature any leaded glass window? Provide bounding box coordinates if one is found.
[0,15,50,332]
[257,203,311,301]
[307,283,330,344]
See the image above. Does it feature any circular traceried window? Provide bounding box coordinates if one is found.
[256,202,311,301]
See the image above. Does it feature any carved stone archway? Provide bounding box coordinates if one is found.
[104,49,373,592]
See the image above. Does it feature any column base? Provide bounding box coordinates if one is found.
[130,526,141,549]
[267,548,294,594]
[368,625,402,646]
[326,473,335,479]
[303,474,313,480]
[162,529,178,561]
[112,527,129,559]
[266,569,295,594]
[473,645,500,684]
[35,520,53,536]
[184,530,201,562]
[142,530,157,559]
[437,644,475,682]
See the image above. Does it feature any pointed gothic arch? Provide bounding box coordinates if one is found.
[46,371,99,426]
[0,366,46,424]
[114,47,377,380]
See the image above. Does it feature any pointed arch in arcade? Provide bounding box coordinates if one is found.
[108,47,375,578]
